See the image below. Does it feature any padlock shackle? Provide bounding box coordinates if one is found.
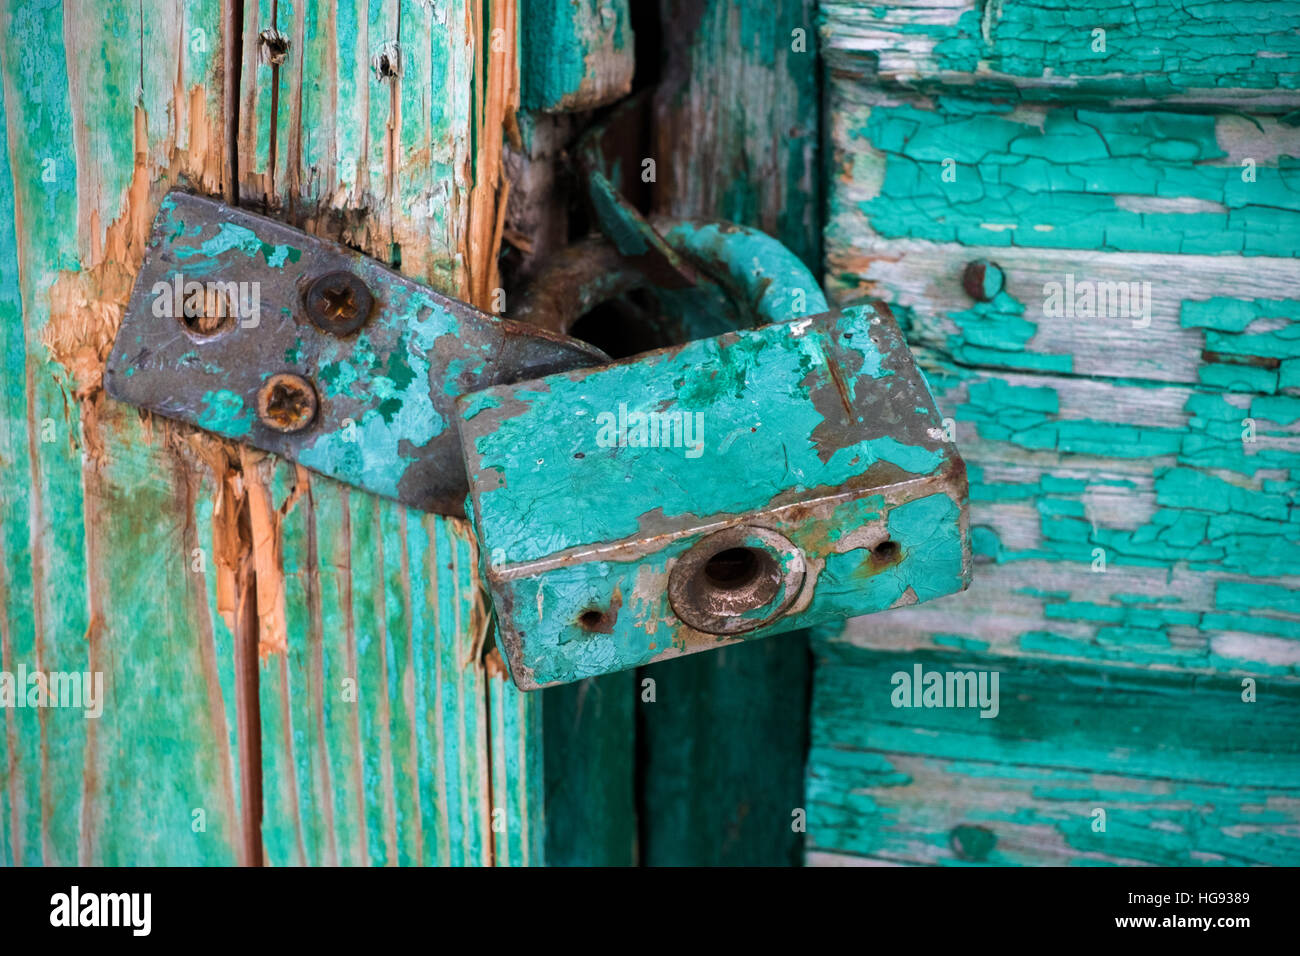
[514,218,829,346]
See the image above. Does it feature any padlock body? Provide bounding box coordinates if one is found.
[457,302,971,689]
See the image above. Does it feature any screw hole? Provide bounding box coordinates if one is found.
[577,609,605,631]
[177,287,238,339]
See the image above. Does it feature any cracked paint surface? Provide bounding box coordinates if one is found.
[458,304,970,688]
[821,0,1300,99]
[854,101,1300,255]
[810,0,1300,867]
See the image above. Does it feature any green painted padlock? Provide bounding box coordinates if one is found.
[457,300,971,690]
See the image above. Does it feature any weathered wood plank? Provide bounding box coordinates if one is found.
[520,0,634,113]
[828,354,1300,678]
[826,87,1300,260]
[833,241,1300,389]
[815,2,1300,869]
[542,673,637,866]
[821,0,1300,108]
[638,639,814,866]
[244,0,533,866]
[806,645,1300,865]
[616,0,819,867]
[652,0,821,268]
[259,468,499,865]
[488,655,544,865]
[0,0,251,865]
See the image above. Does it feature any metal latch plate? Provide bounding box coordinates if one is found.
[105,192,605,514]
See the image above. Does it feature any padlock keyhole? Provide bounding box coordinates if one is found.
[703,548,762,590]
[668,527,805,636]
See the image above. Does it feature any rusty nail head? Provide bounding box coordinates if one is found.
[962,259,1004,302]
[304,270,373,334]
[257,372,318,433]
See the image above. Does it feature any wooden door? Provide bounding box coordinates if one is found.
[807,0,1300,865]
[0,0,537,866]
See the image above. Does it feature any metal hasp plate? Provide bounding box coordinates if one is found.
[458,302,972,690]
[104,191,606,514]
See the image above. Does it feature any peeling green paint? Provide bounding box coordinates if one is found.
[521,0,634,112]
[196,388,256,437]
[822,0,1300,100]
[856,102,1300,256]
[807,647,1300,865]
[460,305,969,687]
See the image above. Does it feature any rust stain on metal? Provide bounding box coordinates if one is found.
[255,373,319,433]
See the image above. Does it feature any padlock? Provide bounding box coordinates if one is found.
[104,190,970,693]
[457,299,970,690]
[454,106,971,689]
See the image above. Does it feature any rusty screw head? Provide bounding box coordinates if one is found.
[256,373,318,433]
[304,271,373,335]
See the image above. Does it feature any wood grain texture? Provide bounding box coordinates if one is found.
[1,0,537,866]
[821,0,1300,109]
[239,0,538,866]
[833,242,1300,388]
[652,0,821,268]
[520,0,633,113]
[812,0,1300,866]
[0,0,245,865]
[258,468,498,865]
[807,646,1300,865]
[488,651,544,866]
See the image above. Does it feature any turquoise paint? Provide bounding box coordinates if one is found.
[521,0,634,112]
[466,306,945,565]
[807,647,1300,865]
[460,305,969,687]
[173,221,301,270]
[832,0,1300,99]
[196,389,256,437]
[820,56,1300,862]
[944,289,1073,374]
[931,1,1300,94]
[907,346,1300,677]
[1184,299,1300,390]
[944,359,1300,593]
[856,103,1300,255]
[659,220,830,323]
[499,489,965,688]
